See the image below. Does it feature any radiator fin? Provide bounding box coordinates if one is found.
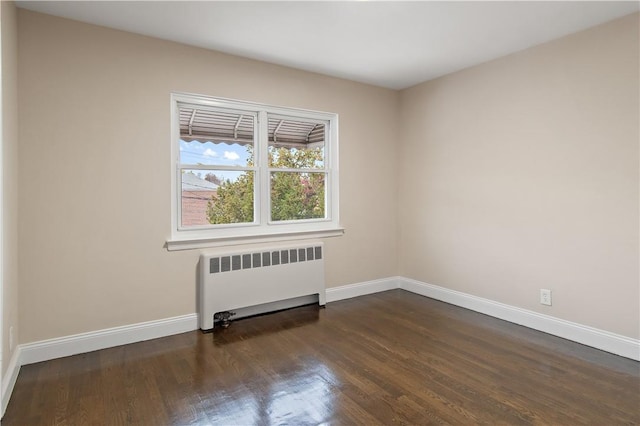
[232,255,241,271]
[208,245,322,274]
[210,257,220,274]
[252,253,261,268]
[221,256,231,272]
[242,254,251,269]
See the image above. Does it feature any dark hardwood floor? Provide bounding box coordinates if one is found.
[4,289,639,425]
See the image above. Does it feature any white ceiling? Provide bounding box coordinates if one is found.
[15,1,640,90]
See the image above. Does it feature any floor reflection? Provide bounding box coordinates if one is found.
[192,359,337,425]
[263,362,336,424]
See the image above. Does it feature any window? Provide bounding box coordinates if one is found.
[168,93,341,250]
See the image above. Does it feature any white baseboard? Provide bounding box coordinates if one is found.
[1,346,21,417]
[7,280,638,365]
[326,277,400,302]
[400,277,640,361]
[326,276,639,361]
[3,277,638,416]
[20,313,198,366]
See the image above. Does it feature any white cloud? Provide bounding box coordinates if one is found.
[203,148,218,157]
[224,151,240,160]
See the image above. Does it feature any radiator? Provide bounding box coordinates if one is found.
[199,242,326,331]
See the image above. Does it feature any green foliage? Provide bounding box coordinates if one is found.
[268,146,323,169]
[206,172,254,224]
[206,146,325,224]
[270,146,325,221]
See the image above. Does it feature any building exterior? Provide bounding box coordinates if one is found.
[181,172,218,226]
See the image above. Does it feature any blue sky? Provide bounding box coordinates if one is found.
[179,140,250,167]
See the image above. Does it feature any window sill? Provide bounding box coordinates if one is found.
[166,227,344,251]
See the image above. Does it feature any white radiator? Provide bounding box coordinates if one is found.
[198,242,326,331]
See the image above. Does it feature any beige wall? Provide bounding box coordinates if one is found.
[399,14,639,339]
[17,10,399,343]
[2,0,19,376]
[14,9,639,345]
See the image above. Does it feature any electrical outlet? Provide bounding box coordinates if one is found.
[540,289,552,306]
[9,326,14,351]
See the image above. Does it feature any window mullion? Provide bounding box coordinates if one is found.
[257,110,270,225]
[177,164,254,172]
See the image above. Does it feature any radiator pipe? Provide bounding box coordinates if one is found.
[214,311,236,328]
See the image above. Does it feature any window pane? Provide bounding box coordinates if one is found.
[181,170,254,226]
[178,105,254,167]
[268,117,325,169]
[180,140,254,167]
[270,172,326,221]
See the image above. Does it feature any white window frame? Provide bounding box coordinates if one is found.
[167,93,342,250]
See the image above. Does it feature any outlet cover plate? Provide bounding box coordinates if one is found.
[540,289,552,306]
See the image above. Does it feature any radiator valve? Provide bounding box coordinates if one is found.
[214,311,236,328]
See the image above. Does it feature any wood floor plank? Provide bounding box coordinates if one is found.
[3,290,639,425]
